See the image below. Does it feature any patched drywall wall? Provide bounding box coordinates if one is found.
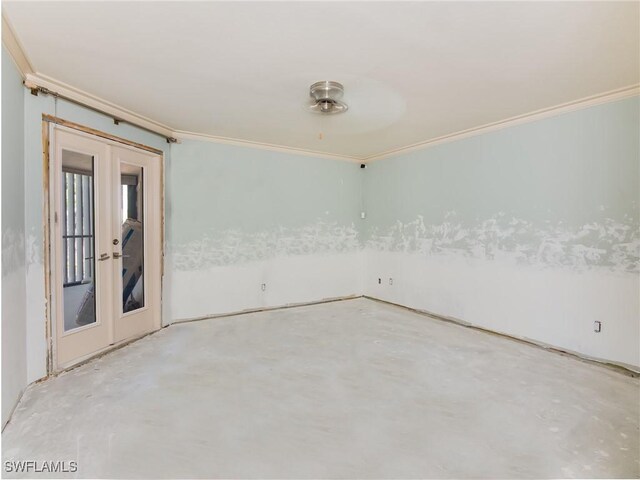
[2,46,27,426]
[363,97,640,369]
[167,141,363,320]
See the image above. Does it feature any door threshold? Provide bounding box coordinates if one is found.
[54,328,159,375]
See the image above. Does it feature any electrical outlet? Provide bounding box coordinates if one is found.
[389,278,393,285]
[261,283,266,292]
[594,321,601,333]
[378,278,381,284]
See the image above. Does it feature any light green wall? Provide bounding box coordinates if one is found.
[169,141,363,269]
[2,46,24,278]
[2,47,25,275]
[2,46,27,426]
[364,97,640,272]
[362,96,639,368]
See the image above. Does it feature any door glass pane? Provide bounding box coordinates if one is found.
[62,150,96,331]
[120,163,144,313]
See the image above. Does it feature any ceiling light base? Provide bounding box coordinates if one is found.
[309,81,348,114]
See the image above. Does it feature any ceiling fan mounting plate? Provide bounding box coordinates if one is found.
[309,81,348,114]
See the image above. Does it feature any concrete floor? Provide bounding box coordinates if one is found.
[2,298,639,479]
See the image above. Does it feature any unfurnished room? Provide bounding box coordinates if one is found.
[0,1,639,478]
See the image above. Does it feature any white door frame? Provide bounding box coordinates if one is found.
[43,116,165,373]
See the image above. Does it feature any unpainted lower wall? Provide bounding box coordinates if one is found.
[363,97,640,370]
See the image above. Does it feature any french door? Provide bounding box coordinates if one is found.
[51,127,161,369]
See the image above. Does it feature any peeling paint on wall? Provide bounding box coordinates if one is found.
[1,228,26,276]
[367,212,639,273]
[166,140,364,319]
[363,96,640,369]
[172,220,360,270]
[24,230,43,267]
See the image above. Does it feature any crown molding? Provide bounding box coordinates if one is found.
[24,70,360,161]
[17,72,640,163]
[364,84,640,163]
[2,14,34,78]
[26,72,176,139]
[174,130,361,163]
[26,71,638,163]
[4,15,637,162]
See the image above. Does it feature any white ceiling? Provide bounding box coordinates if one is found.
[4,1,639,159]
